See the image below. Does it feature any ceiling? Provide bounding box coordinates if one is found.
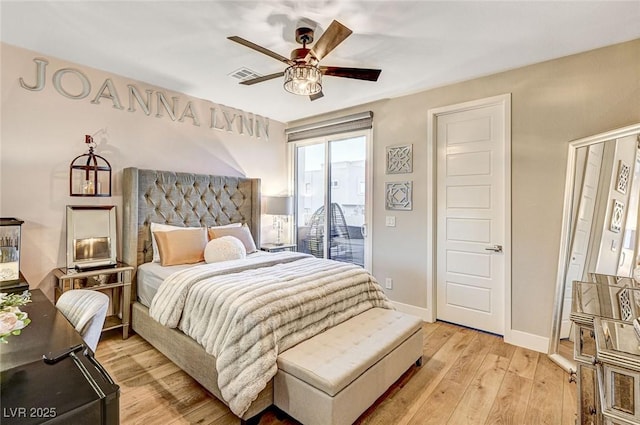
[2,1,639,123]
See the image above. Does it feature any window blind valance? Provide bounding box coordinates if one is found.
[285,111,373,142]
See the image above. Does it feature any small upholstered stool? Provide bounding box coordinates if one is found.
[56,289,110,352]
[274,308,423,425]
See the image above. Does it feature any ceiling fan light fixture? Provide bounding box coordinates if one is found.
[283,64,322,96]
[229,20,379,99]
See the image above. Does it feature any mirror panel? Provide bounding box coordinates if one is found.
[549,123,640,372]
[612,371,635,415]
[66,205,117,270]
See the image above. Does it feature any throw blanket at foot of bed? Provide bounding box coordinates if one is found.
[149,253,393,417]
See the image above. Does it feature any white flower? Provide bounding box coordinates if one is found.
[13,312,28,331]
[3,306,21,314]
[0,311,19,334]
[0,292,32,342]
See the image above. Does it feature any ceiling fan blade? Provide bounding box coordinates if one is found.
[320,66,382,81]
[228,36,294,65]
[308,20,353,61]
[310,91,324,101]
[239,71,285,85]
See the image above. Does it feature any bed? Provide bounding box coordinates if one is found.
[121,167,394,422]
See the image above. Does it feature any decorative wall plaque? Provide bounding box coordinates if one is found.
[618,288,633,321]
[386,144,413,174]
[616,160,631,194]
[385,181,412,210]
[610,200,625,233]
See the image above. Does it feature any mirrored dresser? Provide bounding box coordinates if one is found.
[572,275,640,425]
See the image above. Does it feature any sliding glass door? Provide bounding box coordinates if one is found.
[294,131,370,269]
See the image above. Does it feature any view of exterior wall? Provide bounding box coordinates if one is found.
[295,135,367,267]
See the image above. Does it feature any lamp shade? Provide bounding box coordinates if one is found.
[264,196,293,216]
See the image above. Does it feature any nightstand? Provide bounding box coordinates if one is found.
[53,262,133,339]
[261,243,297,253]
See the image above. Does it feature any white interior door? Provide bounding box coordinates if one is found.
[436,97,509,335]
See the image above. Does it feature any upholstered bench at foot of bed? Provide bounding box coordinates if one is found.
[274,308,424,425]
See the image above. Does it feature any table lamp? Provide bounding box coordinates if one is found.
[264,196,293,245]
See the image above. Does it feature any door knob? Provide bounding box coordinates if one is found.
[485,245,503,253]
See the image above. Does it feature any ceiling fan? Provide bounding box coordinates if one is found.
[228,20,382,101]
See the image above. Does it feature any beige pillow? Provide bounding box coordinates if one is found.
[151,222,240,262]
[208,225,257,253]
[150,223,197,262]
[153,227,208,266]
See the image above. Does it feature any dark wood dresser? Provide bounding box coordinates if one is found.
[0,289,119,424]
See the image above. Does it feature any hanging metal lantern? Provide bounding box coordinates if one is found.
[69,135,112,197]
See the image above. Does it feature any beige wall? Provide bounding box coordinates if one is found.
[0,43,288,299]
[288,39,640,339]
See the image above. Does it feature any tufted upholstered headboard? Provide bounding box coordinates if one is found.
[122,167,261,269]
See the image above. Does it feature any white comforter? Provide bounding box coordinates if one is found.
[149,251,392,417]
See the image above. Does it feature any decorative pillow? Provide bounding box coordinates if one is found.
[153,227,208,266]
[204,236,247,263]
[207,222,242,237]
[150,223,196,262]
[151,222,240,262]
[208,224,257,253]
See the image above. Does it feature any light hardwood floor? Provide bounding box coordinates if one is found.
[96,321,577,425]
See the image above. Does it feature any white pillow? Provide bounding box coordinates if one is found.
[150,222,241,262]
[204,236,247,263]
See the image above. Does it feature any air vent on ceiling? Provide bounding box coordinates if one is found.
[229,67,262,82]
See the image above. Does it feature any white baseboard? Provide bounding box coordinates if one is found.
[505,329,549,353]
[390,301,549,354]
[390,301,434,322]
